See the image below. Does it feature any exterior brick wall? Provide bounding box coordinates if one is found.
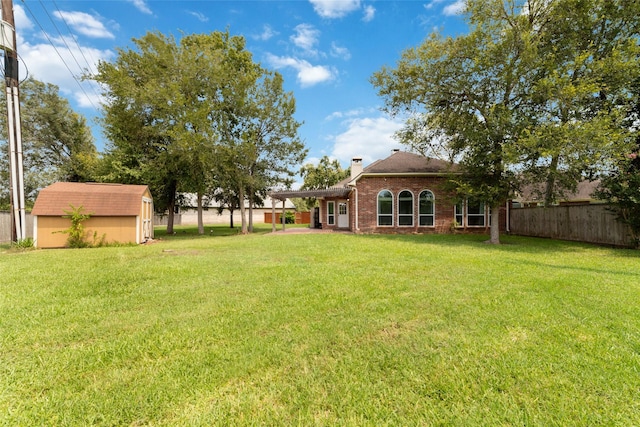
[354,176,458,234]
[316,176,507,234]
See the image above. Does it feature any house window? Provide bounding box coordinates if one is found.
[377,190,393,226]
[467,200,486,227]
[327,201,335,225]
[398,190,414,226]
[454,199,486,227]
[419,190,435,226]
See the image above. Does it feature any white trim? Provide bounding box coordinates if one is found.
[327,201,335,226]
[397,189,414,227]
[377,189,394,227]
[418,189,436,227]
[135,215,141,244]
[33,216,38,247]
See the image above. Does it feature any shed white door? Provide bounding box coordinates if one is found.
[337,201,349,228]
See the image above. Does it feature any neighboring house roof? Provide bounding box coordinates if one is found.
[32,182,151,216]
[515,180,602,204]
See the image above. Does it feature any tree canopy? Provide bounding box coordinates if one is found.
[93,30,306,234]
[0,78,97,208]
[299,156,350,209]
[372,0,640,244]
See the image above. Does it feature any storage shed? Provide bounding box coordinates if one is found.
[32,182,154,248]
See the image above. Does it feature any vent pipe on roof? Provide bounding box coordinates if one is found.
[392,148,400,153]
[351,157,363,180]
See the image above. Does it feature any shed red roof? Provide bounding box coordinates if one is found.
[31,182,151,216]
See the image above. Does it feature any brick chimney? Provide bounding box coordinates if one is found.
[350,157,363,180]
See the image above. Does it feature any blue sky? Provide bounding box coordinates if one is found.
[6,0,467,172]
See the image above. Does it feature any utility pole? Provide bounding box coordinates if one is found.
[1,0,26,241]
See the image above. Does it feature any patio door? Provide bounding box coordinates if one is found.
[337,201,349,228]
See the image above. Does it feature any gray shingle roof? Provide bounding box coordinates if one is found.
[270,151,456,200]
[361,151,456,175]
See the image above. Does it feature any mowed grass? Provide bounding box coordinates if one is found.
[1,227,639,426]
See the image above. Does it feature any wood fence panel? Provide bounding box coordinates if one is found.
[510,204,632,247]
[0,212,34,243]
[264,211,310,224]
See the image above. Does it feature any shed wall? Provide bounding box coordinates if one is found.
[35,216,138,248]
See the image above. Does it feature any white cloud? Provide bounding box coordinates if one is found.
[187,11,209,23]
[325,107,374,121]
[362,5,375,22]
[19,38,113,109]
[443,0,466,16]
[128,0,152,15]
[253,24,278,41]
[266,54,336,87]
[291,23,320,55]
[331,116,404,164]
[11,5,34,32]
[53,11,115,39]
[424,0,446,10]
[330,42,351,60]
[309,0,361,18]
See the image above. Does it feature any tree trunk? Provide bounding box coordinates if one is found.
[248,194,254,233]
[544,155,559,206]
[197,191,204,235]
[489,205,501,244]
[239,187,248,234]
[166,184,176,234]
[229,208,234,228]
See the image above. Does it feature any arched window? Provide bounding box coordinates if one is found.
[398,190,414,226]
[377,190,393,226]
[419,190,435,226]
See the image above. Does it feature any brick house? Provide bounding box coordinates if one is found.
[271,150,509,234]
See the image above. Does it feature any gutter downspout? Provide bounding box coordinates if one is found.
[353,187,358,232]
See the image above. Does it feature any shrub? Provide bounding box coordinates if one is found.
[57,205,106,248]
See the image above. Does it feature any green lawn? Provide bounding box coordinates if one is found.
[1,228,639,426]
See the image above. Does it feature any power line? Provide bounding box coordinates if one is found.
[20,0,99,110]
[42,0,103,103]
[51,0,100,76]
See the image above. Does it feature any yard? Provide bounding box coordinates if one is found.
[1,227,639,426]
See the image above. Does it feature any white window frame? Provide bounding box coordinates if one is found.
[377,190,394,227]
[454,199,487,228]
[327,201,335,225]
[398,190,414,227]
[466,200,486,227]
[418,190,435,227]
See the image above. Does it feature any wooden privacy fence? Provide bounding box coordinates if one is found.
[264,211,310,224]
[510,204,633,247]
[0,211,34,244]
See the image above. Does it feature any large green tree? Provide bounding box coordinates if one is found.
[94,31,256,234]
[215,71,306,234]
[372,0,539,243]
[594,77,640,248]
[372,0,640,244]
[521,0,640,205]
[1,78,97,208]
[299,156,350,209]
